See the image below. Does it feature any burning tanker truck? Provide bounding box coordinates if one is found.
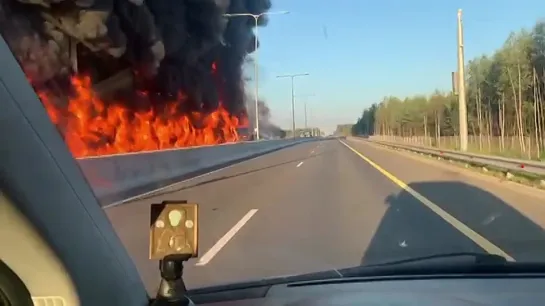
[0,0,272,157]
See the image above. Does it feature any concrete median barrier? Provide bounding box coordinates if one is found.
[77,139,315,206]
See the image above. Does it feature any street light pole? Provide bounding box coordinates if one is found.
[253,16,259,140]
[291,77,295,136]
[304,100,307,129]
[296,94,315,129]
[277,73,310,138]
[224,11,289,140]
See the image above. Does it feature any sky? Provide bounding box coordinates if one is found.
[245,0,545,134]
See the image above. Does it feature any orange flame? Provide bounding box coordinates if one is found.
[36,75,244,158]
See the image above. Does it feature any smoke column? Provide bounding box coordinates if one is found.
[245,98,284,138]
[0,0,272,117]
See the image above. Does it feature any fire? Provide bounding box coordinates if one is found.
[36,75,244,158]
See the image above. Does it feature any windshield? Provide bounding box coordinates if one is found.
[3,0,545,296]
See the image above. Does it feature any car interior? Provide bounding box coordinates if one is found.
[3,24,545,306]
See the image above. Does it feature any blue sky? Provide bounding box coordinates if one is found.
[245,0,544,134]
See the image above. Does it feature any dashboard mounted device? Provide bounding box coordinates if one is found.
[149,201,199,306]
[149,201,199,260]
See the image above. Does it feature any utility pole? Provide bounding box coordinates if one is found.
[277,73,310,138]
[457,9,468,151]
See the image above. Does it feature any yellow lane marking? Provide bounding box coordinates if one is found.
[339,140,515,262]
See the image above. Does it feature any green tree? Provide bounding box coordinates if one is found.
[353,20,545,159]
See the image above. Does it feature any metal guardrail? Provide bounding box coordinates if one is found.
[354,136,545,177]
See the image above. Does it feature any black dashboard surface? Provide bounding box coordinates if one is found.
[190,276,545,305]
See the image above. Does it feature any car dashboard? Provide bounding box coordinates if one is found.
[188,275,545,305]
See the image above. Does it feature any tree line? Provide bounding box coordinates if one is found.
[353,21,545,159]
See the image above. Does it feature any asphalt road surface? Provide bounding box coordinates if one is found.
[105,137,545,294]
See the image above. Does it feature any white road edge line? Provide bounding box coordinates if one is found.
[296,161,304,168]
[196,209,258,266]
[338,139,515,261]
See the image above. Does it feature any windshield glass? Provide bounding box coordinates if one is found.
[3,0,545,295]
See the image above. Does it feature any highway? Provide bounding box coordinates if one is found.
[105,137,545,294]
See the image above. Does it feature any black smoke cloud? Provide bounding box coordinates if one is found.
[245,98,284,138]
[0,0,272,116]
